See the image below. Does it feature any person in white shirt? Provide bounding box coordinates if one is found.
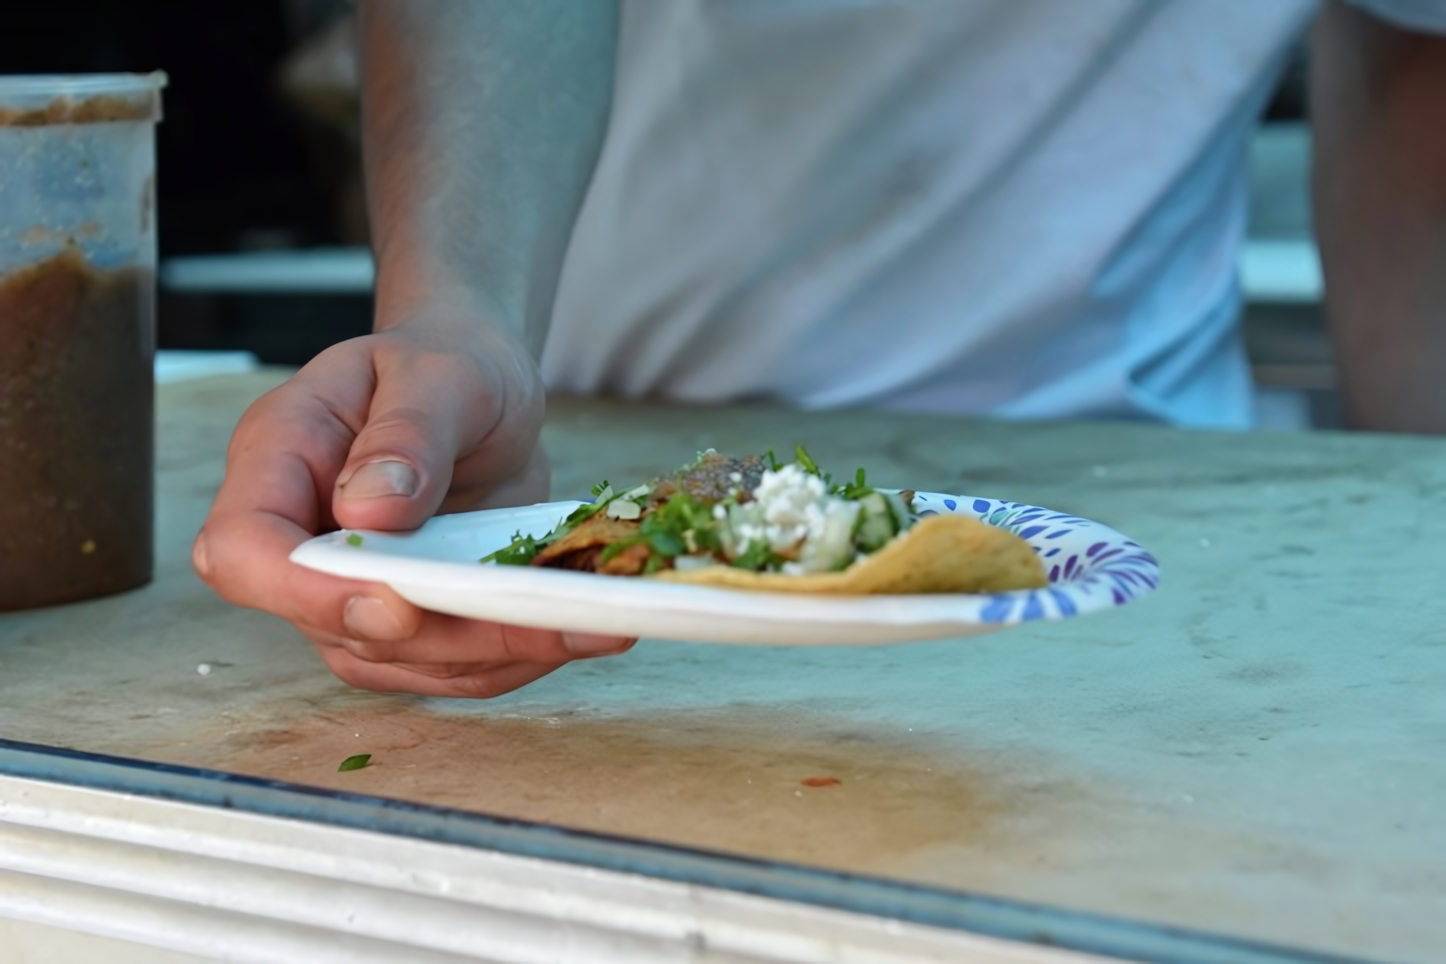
[195,1,1446,697]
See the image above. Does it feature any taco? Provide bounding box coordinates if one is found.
[481,448,1047,595]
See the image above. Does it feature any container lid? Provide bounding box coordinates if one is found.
[0,72,167,126]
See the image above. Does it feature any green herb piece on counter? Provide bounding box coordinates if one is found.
[338,753,371,772]
[481,531,541,566]
[345,533,364,547]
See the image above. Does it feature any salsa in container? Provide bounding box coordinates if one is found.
[0,73,165,610]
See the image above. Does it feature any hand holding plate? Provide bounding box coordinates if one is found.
[193,318,634,698]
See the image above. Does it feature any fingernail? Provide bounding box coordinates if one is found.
[344,595,409,641]
[563,632,633,656]
[191,533,212,578]
[340,460,418,500]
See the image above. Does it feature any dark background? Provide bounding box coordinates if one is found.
[5,0,348,257]
[5,0,369,360]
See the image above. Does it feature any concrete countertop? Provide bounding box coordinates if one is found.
[1,370,1442,963]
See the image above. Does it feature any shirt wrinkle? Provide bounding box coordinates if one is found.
[543,0,1317,427]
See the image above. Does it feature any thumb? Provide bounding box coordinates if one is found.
[332,357,496,532]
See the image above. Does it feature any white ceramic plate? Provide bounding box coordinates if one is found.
[290,492,1160,646]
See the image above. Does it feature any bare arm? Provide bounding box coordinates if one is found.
[1312,0,1446,433]
[362,0,619,355]
[195,2,631,699]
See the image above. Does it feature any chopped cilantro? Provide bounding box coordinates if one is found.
[792,444,832,484]
[560,501,602,528]
[731,540,783,572]
[645,528,686,557]
[834,467,873,500]
[338,754,371,772]
[345,533,364,548]
[641,492,720,556]
[479,452,910,576]
[593,491,725,567]
[480,531,541,566]
[557,484,617,531]
[480,485,622,566]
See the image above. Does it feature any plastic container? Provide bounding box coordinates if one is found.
[0,73,166,611]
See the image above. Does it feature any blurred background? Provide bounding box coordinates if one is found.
[6,0,1333,429]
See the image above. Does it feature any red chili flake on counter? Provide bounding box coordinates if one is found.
[801,777,841,788]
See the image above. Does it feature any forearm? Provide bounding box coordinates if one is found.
[1312,0,1446,433]
[360,0,619,355]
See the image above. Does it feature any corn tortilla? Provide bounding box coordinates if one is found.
[652,514,1047,595]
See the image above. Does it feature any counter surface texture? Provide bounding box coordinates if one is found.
[1,370,1442,963]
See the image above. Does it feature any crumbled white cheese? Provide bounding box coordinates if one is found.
[789,497,861,575]
[726,464,859,573]
[673,554,719,571]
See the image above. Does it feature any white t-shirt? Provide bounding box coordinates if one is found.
[541,0,1437,428]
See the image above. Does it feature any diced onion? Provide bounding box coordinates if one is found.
[606,500,643,520]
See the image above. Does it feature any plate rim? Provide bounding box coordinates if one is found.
[289,491,1160,631]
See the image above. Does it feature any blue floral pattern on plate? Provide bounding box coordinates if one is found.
[911,492,1160,625]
